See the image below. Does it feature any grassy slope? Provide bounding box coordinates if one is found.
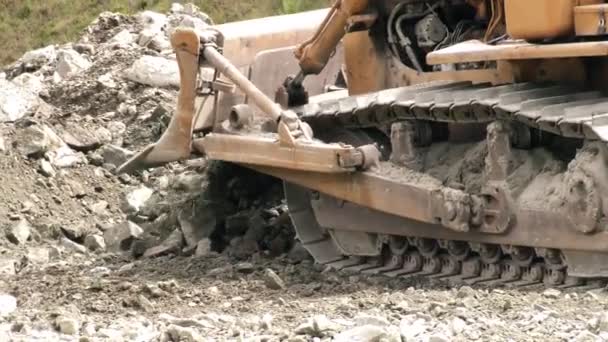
[0,0,327,66]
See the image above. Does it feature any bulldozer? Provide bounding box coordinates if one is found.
[120,0,608,288]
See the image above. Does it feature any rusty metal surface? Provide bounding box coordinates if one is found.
[195,135,367,173]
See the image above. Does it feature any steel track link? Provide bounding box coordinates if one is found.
[294,81,608,142]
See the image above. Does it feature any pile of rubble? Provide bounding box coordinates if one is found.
[0,3,301,281]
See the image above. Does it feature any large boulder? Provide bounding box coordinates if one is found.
[0,79,40,122]
[125,56,179,88]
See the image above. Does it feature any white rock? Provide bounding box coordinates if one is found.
[0,79,40,122]
[400,317,427,340]
[47,145,87,168]
[97,73,117,88]
[21,45,57,66]
[122,186,153,214]
[164,324,204,342]
[428,334,450,342]
[61,237,87,254]
[354,314,390,327]
[597,312,608,332]
[95,126,113,144]
[0,259,16,276]
[107,121,126,142]
[84,234,107,252]
[27,247,50,264]
[333,325,396,342]
[104,221,144,251]
[109,29,135,46]
[170,3,185,13]
[101,144,134,167]
[11,73,45,95]
[126,55,179,88]
[450,317,467,334]
[195,238,212,257]
[294,315,340,336]
[0,134,5,152]
[543,288,561,299]
[56,49,91,79]
[39,159,56,177]
[0,294,17,316]
[55,315,79,335]
[7,219,31,245]
[138,11,167,32]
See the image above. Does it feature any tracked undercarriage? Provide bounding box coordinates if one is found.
[282,80,608,288]
[120,0,608,289]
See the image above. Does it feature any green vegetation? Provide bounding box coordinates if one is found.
[0,0,328,66]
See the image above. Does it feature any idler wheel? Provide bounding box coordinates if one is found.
[565,173,601,234]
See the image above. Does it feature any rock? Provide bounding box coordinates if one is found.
[60,223,89,241]
[543,288,561,299]
[108,29,135,46]
[0,75,40,122]
[428,334,450,342]
[235,262,255,274]
[104,221,144,251]
[97,73,117,88]
[194,238,212,257]
[138,10,167,31]
[101,144,134,167]
[450,317,467,334]
[354,314,390,327]
[48,145,87,168]
[163,324,204,342]
[178,208,214,249]
[26,247,50,264]
[14,124,63,156]
[107,121,126,143]
[294,315,340,336]
[136,294,154,313]
[456,286,475,298]
[7,219,31,245]
[574,330,601,342]
[597,312,608,332]
[56,49,91,79]
[143,229,184,258]
[126,56,179,88]
[61,237,87,254]
[39,159,55,177]
[121,186,153,214]
[0,134,5,153]
[90,200,110,216]
[11,73,45,95]
[333,325,393,342]
[0,259,16,275]
[62,125,103,152]
[55,315,80,335]
[264,268,286,290]
[0,294,17,316]
[84,234,106,252]
[21,45,57,67]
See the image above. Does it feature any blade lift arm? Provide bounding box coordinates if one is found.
[118,27,380,174]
